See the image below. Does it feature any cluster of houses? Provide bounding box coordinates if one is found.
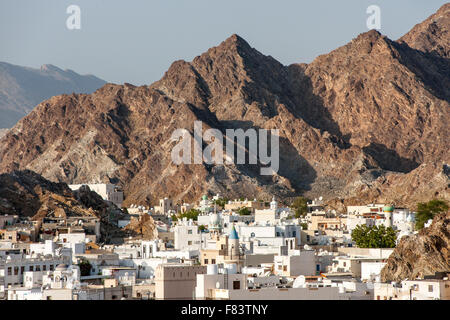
[1,187,448,300]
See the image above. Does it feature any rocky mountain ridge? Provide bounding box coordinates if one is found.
[0,5,448,208]
[0,62,106,128]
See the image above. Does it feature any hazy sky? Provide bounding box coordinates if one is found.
[0,0,447,85]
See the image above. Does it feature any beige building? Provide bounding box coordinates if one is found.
[308,215,347,232]
[154,198,174,215]
[200,227,244,271]
[155,264,206,300]
[224,199,266,212]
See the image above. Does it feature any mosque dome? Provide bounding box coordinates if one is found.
[209,213,221,228]
[383,205,394,212]
[202,195,208,201]
[55,264,69,271]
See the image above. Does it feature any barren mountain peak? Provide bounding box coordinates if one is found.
[399,2,450,58]
[0,5,448,208]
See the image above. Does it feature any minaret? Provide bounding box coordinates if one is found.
[383,205,394,228]
[270,196,278,210]
[228,225,240,258]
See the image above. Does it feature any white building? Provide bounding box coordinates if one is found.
[374,276,450,300]
[195,264,247,300]
[0,252,69,298]
[68,183,123,208]
[274,250,316,277]
[360,261,387,281]
[174,219,202,251]
[101,266,136,286]
[237,224,301,249]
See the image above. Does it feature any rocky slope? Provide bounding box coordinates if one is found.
[123,214,159,240]
[0,62,106,128]
[399,3,450,58]
[0,5,448,208]
[0,170,105,219]
[0,170,153,243]
[381,210,450,282]
[0,129,7,138]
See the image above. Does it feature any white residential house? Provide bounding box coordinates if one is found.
[68,183,123,208]
[174,219,202,251]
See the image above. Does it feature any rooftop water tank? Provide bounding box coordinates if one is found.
[207,264,218,275]
[224,263,237,274]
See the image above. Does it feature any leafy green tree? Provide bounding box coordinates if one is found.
[415,199,449,230]
[237,207,251,216]
[78,258,92,276]
[213,198,228,208]
[300,222,308,230]
[291,196,309,218]
[173,209,201,222]
[351,225,398,248]
[198,225,207,232]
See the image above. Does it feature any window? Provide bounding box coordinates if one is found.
[43,265,47,271]
[7,267,12,276]
[343,262,346,267]
[29,266,34,272]
[428,285,434,293]
[50,265,54,271]
[283,266,287,272]
[20,266,25,274]
[13,267,19,275]
[211,259,216,264]
[36,265,41,271]
[204,259,208,264]
[188,230,193,235]
[233,281,240,290]
[188,241,192,245]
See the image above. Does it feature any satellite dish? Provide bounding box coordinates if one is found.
[319,196,323,201]
[293,275,306,288]
[216,281,221,289]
